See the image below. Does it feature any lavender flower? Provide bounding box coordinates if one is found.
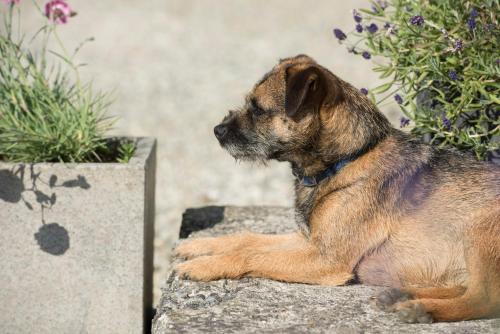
[360,88,369,95]
[394,94,403,104]
[371,1,388,13]
[333,28,347,41]
[448,70,458,81]
[378,0,388,10]
[410,15,424,26]
[356,24,363,33]
[442,116,452,131]
[470,8,479,18]
[467,17,476,30]
[453,39,463,51]
[353,9,362,23]
[400,117,410,128]
[367,23,378,33]
[362,51,371,60]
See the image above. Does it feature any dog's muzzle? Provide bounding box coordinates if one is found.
[214,124,228,141]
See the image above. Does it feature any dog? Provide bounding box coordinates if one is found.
[175,55,500,323]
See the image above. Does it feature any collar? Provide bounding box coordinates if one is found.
[293,158,353,187]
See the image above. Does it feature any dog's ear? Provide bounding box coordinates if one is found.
[285,65,327,120]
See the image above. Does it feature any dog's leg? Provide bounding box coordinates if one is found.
[174,232,298,259]
[375,286,466,312]
[403,286,467,299]
[394,208,500,323]
[175,233,353,285]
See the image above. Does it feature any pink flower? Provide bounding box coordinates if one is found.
[45,0,76,24]
[3,0,21,5]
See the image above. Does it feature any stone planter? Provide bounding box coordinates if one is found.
[0,137,156,334]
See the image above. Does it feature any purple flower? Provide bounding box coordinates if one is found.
[410,15,424,26]
[3,0,20,4]
[470,8,479,18]
[356,24,363,33]
[400,117,410,128]
[496,59,500,66]
[394,94,403,104]
[353,9,362,23]
[362,51,371,59]
[333,28,347,41]
[453,39,463,51]
[367,23,378,33]
[360,88,369,95]
[467,17,476,30]
[442,116,452,131]
[45,0,76,25]
[377,0,388,9]
[371,1,388,13]
[448,70,458,81]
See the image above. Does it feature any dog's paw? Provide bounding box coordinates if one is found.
[173,238,215,259]
[395,301,433,324]
[374,288,412,311]
[175,255,243,282]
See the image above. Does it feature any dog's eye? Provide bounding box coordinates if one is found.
[251,106,265,117]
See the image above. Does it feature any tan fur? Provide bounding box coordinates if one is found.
[175,55,500,323]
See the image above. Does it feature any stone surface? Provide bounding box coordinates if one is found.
[153,206,500,334]
[0,137,156,334]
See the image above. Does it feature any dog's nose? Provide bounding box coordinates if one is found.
[214,124,228,140]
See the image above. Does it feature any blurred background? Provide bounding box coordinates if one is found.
[21,0,401,302]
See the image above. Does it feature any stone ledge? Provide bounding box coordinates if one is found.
[153,206,499,334]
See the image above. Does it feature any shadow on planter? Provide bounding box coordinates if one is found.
[180,206,225,238]
[0,166,91,256]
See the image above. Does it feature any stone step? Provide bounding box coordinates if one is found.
[153,206,499,333]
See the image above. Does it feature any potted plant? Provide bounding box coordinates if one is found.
[332,0,499,163]
[0,1,155,333]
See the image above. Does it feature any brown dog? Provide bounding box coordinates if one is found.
[175,55,500,323]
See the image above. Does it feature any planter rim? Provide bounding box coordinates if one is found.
[0,136,156,170]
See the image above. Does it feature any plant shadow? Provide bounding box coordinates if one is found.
[0,165,91,256]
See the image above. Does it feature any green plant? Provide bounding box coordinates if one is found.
[0,1,132,163]
[117,140,136,163]
[333,0,499,161]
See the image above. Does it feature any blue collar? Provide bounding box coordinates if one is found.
[293,158,353,187]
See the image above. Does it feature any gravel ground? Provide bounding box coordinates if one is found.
[17,0,402,303]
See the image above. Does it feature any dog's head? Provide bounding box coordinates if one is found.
[214,55,389,168]
[214,55,343,162]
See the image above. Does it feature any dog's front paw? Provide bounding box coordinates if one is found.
[374,288,412,311]
[173,238,215,259]
[395,301,433,324]
[175,255,245,282]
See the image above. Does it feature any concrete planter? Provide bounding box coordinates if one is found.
[0,137,156,334]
